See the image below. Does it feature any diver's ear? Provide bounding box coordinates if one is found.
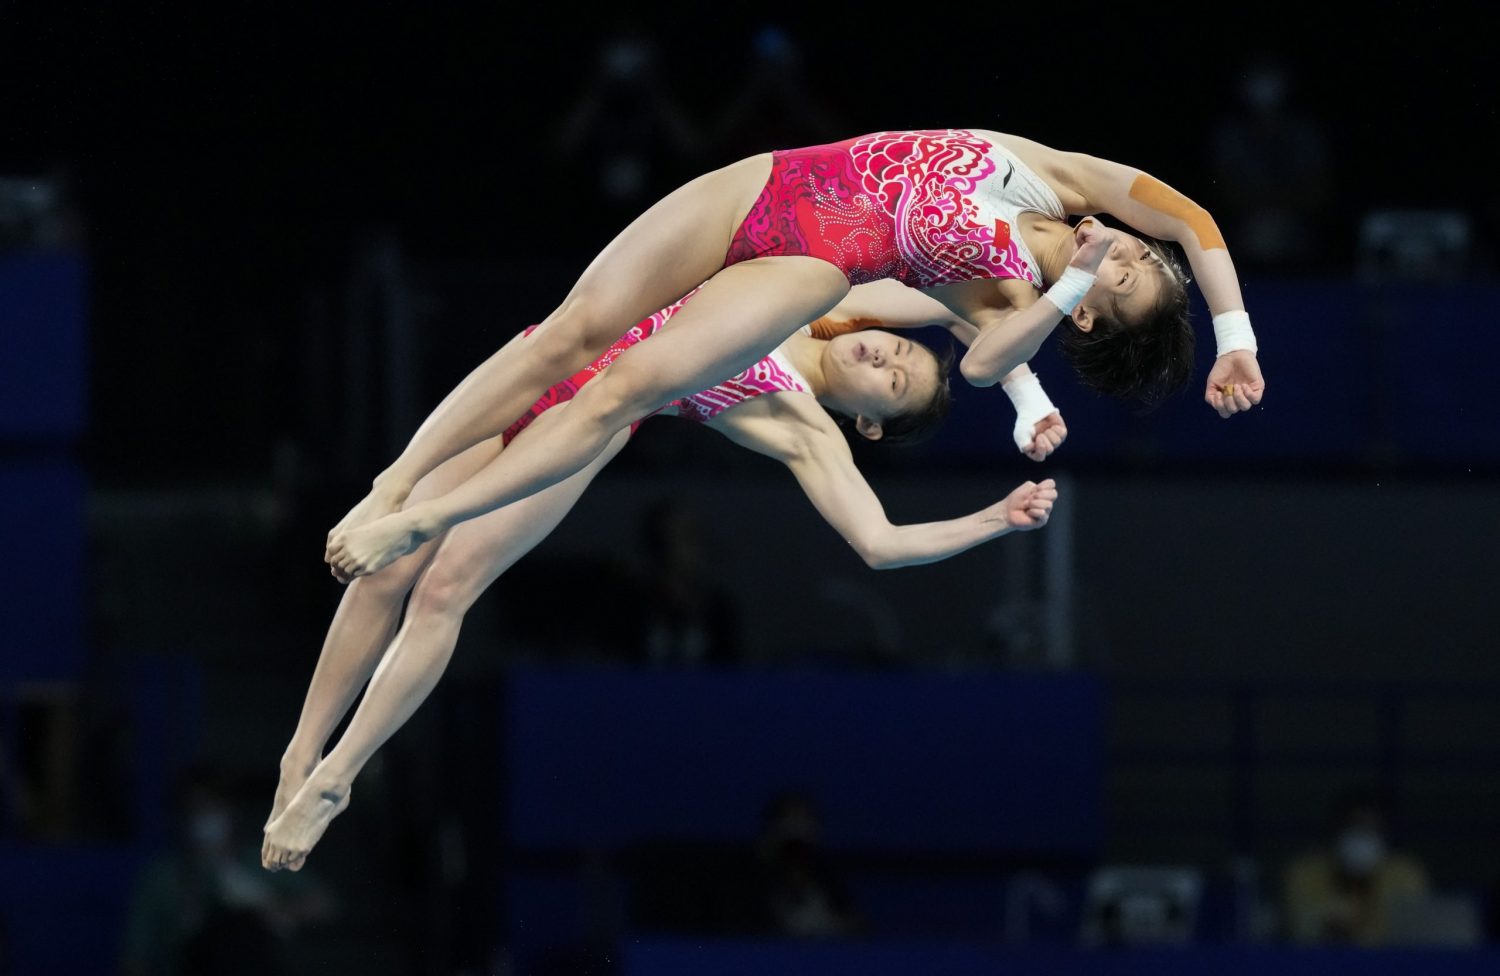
[1071,303,1095,334]
[854,415,884,441]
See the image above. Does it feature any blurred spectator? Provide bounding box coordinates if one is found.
[1281,789,1430,945]
[1081,866,1202,946]
[120,764,335,976]
[1209,56,1332,273]
[625,497,742,667]
[712,26,846,161]
[551,30,704,220]
[8,689,80,841]
[0,167,85,252]
[1356,209,1473,282]
[751,791,862,938]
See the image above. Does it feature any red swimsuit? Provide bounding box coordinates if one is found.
[724,129,1048,289]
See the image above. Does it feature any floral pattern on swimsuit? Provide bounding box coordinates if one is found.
[725,129,1038,288]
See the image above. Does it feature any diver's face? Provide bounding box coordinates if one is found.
[823,330,941,425]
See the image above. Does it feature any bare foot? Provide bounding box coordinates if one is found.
[326,511,428,580]
[262,756,319,870]
[264,755,320,831]
[326,482,410,558]
[262,772,351,872]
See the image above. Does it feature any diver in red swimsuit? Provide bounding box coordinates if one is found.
[327,129,1264,573]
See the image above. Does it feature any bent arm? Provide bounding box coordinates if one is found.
[813,283,1065,458]
[961,302,1068,386]
[1061,152,1246,319]
[828,279,1054,384]
[915,268,1069,387]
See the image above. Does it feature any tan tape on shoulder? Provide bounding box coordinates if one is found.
[1128,174,1226,251]
[808,315,882,341]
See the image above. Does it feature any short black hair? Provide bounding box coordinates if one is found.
[1057,242,1194,408]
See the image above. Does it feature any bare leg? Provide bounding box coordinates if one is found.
[264,571,416,829]
[264,426,632,871]
[264,439,501,833]
[328,255,850,578]
[328,153,774,539]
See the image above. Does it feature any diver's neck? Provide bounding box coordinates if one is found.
[1025,214,1082,286]
[781,331,830,397]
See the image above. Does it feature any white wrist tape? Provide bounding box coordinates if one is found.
[1043,267,1096,316]
[1002,370,1057,452]
[1212,310,1258,356]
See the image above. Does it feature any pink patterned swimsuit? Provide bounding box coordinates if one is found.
[502,288,811,445]
[724,129,1063,289]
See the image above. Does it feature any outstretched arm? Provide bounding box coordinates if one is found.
[715,398,1056,569]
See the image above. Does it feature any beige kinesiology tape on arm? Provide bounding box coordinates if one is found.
[1128,175,1226,250]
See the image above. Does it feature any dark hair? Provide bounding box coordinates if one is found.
[1333,787,1389,829]
[1057,241,1194,407]
[875,339,955,445]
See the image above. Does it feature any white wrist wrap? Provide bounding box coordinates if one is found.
[1043,266,1096,316]
[1002,371,1056,452]
[1212,309,1258,356]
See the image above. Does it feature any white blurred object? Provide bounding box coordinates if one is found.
[1081,866,1203,946]
[0,175,75,250]
[1358,209,1471,282]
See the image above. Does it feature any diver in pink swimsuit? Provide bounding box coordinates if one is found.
[265,299,1059,872]
[327,128,1262,577]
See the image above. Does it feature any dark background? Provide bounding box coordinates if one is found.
[2,4,1499,976]
[2,5,1493,479]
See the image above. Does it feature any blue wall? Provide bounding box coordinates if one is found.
[504,668,1104,855]
[1,252,88,682]
[0,460,85,681]
[925,281,1500,469]
[0,253,87,440]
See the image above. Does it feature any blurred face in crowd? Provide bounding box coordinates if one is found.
[182,782,235,857]
[1333,805,1388,879]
